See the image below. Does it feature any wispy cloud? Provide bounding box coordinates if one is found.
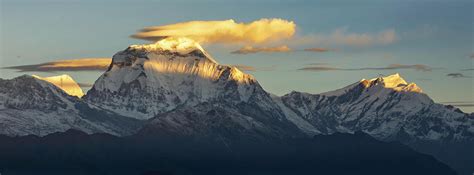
[131,18,296,45]
[299,64,433,72]
[231,46,338,54]
[231,45,291,54]
[232,65,256,71]
[302,28,398,47]
[231,64,276,72]
[303,48,335,52]
[446,73,472,78]
[3,58,111,72]
[298,66,340,71]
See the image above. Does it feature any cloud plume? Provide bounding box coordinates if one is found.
[303,48,335,52]
[299,64,433,72]
[232,65,257,71]
[231,45,291,54]
[446,73,471,78]
[3,58,111,72]
[131,18,296,44]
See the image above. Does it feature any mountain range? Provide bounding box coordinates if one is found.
[0,37,472,174]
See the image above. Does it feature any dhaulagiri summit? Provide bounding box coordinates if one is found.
[0,37,472,174]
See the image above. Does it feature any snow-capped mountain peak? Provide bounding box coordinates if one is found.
[32,74,85,97]
[128,37,217,63]
[322,73,422,97]
[85,37,261,119]
[362,73,422,93]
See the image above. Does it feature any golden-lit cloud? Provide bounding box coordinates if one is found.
[232,65,257,71]
[231,45,291,54]
[131,18,296,44]
[3,58,111,72]
[299,64,433,72]
[303,48,335,52]
[230,64,276,72]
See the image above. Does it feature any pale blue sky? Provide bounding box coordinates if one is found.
[1,0,473,112]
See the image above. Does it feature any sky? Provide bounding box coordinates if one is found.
[1,0,473,112]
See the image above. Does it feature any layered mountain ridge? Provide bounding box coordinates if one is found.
[280,73,473,141]
[0,37,473,174]
[0,75,142,136]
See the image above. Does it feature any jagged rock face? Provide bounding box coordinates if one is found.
[85,38,268,120]
[0,75,142,137]
[279,74,474,142]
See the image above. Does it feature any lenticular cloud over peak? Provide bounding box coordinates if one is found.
[131,18,296,45]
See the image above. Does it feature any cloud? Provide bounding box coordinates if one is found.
[131,18,296,45]
[298,66,340,71]
[303,48,335,52]
[230,64,276,72]
[382,64,432,72]
[231,46,337,54]
[446,73,472,78]
[299,64,433,72]
[306,28,397,47]
[3,58,111,72]
[231,45,291,54]
[232,65,256,71]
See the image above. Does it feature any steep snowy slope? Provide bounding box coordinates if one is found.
[32,74,85,97]
[0,75,141,136]
[86,37,257,119]
[85,37,303,138]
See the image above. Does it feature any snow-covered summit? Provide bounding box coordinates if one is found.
[126,37,217,63]
[83,37,300,137]
[0,75,141,136]
[85,37,261,120]
[322,73,422,97]
[32,74,84,97]
[362,73,422,93]
[281,72,473,142]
